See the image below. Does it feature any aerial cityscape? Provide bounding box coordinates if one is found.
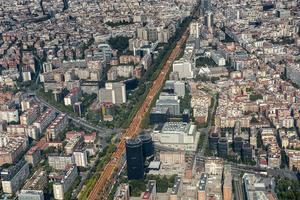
[0,0,299,200]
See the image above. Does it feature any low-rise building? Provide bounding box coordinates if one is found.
[98,82,126,104]
[152,122,198,151]
[159,151,185,165]
[193,106,209,124]
[73,150,88,168]
[156,99,180,116]
[48,154,75,170]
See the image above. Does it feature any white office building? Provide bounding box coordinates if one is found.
[156,99,180,116]
[172,60,194,79]
[174,81,185,97]
[152,122,199,151]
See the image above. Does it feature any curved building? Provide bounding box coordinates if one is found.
[139,134,154,158]
[126,138,144,180]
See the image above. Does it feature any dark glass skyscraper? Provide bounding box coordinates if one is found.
[209,132,219,151]
[242,142,252,162]
[139,134,154,158]
[233,137,243,153]
[63,0,69,10]
[126,138,144,180]
[201,0,211,12]
[217,138,228,158]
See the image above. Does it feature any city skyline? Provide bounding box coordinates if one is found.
[0,0,299,200]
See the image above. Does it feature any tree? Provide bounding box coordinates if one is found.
[129,180,146,197]
[250,116,259,123]
[275,177,300,200]
[249,93,263,101]
[106,20,134,27]
[194,74,210,82]
[85,110,101,124]
[156,176,169,193]
[108,36,130,52]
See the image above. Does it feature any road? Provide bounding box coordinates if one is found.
[230,162,298,180]
[193,92,218,174]
[86,2,203,198]
[87,16,192,200]
[198,93,218,157]
[72,153,100,199]
[33,93,117,198]
[196,153,298,181]
[233,176,244,200]
[34,94,116,138]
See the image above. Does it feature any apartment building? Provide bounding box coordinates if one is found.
[1,160,30,194]
[20,105,41,125]
[18,169,47,200]
[73,150,88,168]
[0,109,19,123]
[0,133,28,165]
[64,87,81,106]
[25,146,42,167]
[33,108,56,135]
[50,165,78,200]
[7,124,39,140]
[46,113,68,140]
[48,154,75,170]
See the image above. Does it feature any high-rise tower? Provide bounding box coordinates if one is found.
[126,138,144,180]
[62,0,68,11]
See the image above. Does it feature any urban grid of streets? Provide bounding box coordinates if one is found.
[0,0,299,200]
